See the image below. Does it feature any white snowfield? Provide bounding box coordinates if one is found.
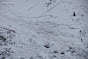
[0,0,88,59]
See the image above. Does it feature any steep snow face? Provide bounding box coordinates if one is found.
[0,0,88,59]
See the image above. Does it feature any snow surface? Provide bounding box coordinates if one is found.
[0,0,88,59]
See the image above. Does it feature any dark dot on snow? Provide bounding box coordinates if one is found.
[61,52,65,55]
[67,50,70,51]
[69,47,73,49]
[53,50,58,53]
[71,50,75,53]
[44,45,50,48]
[81,39,83,42]
[73,12,76,16]
[80,30,81,32]
[71,28,74,29]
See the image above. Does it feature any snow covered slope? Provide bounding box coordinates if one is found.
[0,0,88,59]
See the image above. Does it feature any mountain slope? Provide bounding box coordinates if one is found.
[0,0,88,59]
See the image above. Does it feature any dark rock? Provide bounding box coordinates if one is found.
[61,52,65,55]
[44,44,50,48]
